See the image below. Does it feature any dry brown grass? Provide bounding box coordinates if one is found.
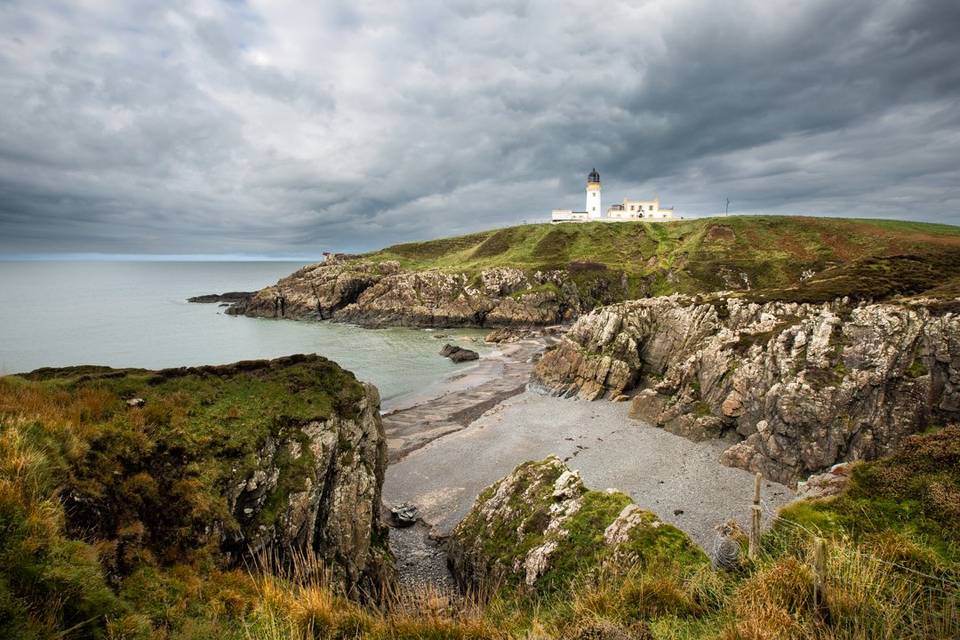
[243,551,502,640]
[719,536,959,640]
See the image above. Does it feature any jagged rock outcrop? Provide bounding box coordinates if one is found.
[29,355,394,598]
[447,457,705,591]
[219,258,581,327]
[532,295,960,485]
[485,327,537,343]
[220,373,392,595]
[187,291,254,304]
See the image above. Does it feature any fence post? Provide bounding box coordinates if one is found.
[749,472,762,559]
[812,536,827,615]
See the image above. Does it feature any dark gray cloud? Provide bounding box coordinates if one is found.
[1,0,959,257]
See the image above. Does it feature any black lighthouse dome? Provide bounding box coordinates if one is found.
[588,168,600,183]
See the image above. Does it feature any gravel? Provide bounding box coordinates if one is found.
[383,391,795,551]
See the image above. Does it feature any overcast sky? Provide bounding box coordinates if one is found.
[1,1,959,257]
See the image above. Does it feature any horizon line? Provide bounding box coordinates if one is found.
[0,253,326,262]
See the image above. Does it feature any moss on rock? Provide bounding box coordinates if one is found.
[0,354,391,638]
[447,457,708,598]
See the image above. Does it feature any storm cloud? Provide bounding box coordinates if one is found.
[1,0,959,256]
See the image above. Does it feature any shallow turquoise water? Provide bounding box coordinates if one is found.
[0,261,488,405]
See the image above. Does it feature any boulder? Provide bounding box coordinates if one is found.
[440,343,479,362]
[388,502,419,527]
[447,457,706,592]
[449,348,479,362]
[439,343,459,357]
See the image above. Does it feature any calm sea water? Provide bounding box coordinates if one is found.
[0,261,488,406]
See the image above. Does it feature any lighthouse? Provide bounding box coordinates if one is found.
[551,168,674,223]
[586,168,601,219]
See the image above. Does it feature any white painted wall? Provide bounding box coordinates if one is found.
[586,186,601,219]
[551,209,590,222]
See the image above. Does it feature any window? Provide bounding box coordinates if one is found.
[649,205,654,211]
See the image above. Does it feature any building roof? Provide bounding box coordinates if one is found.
[588,168,600,183]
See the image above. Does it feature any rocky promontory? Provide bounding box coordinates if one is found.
[221,256,582,328]
[9,355,394,599]
[533,295,960,485]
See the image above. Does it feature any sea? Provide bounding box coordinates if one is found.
[0,261,489,409]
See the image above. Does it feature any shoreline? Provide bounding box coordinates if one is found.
[380,334,553,590]
[380,338,796,589]
[380,335,550,463]
[378,332,510,413]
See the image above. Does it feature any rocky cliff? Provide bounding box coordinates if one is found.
[11,355,393,598]
[223,256,581,327]
[532,296,960,485]
[447,456,706,593]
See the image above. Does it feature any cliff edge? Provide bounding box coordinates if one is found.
[0,355,393,637]
[533,295,960,485]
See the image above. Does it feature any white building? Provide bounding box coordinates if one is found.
[551,169,674,223]
[607,198,674,220]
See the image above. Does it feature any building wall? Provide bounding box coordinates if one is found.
[552,209,590,223]
[586,182,601,219]
[622,198,659,214]
[646,207,673,220]
[606,207,639,219]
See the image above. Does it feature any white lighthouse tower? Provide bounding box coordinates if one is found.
[586,168,601,219]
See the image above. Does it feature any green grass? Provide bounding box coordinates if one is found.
[775,425,960,569]
[0,355,369,639]
[359,216,960,304]
[2,361,958,639]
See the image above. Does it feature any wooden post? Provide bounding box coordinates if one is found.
[749,472,762,559]
[812,536,828,615]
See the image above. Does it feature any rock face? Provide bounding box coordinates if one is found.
[447,457,705,591]
[221,376,392,596]
[795,462,854,500]
[219,257,581,328]
[31,355,394,598]
[533,295,960,485]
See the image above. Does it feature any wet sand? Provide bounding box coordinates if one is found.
[380,337,550,462]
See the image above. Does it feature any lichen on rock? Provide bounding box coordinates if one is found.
[532,295,960,485]
[447,457,706,593]
[13,354,395,598]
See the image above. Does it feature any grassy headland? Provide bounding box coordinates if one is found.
[1,355,957,637]
[0,356,371,639]
[365,216,960,303]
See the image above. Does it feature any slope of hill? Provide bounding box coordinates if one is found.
[366,216,960,300]
[213,216,960,328]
